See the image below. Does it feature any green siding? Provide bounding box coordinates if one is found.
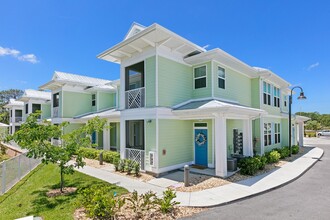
[261,104,282,116]
[58,91,63,118]
[62,91,92,118]
[145,119,156,170]
[158,120,193,168]
[63,123,83,134]
[158,56,193,107]
[252,119,261,154]
[226,119,243,157]
[213,62,252,106]
[192,62,212,99]
[98,92,116,111]
[281,118,289,147]
[251,78,260,108]
[145,56,156,107]
[41,103,51,119]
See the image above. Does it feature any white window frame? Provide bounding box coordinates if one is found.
[263,82,272,106]
[92,94,96,107]
[217,66,225,89]
[193,65,207,89]
[274,123,281,144]
[264,122,272,146]
[273,87,280,107]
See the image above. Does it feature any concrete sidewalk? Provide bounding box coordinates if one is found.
[75,147,323,207]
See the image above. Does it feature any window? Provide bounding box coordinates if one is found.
[194,66,206,89]
[284,96,287,107]
[25,104,28,114]
[125,61,144,91]
[263,82,271,105]
[217,66,225,89]
[53,93,59,107]
[32,104,41,113]
[92,94,96,107]
[264,123,272,146]
[126,120,144,150]
[273,87,280,107]
[275,123,281,144]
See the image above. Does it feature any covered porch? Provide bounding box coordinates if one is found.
[173,99,266,177]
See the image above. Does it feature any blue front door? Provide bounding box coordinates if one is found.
[194,129,208,166]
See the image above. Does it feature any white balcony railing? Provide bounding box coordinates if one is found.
[53,107,59,118]
[125,148,145,170]
[15,117,22,123]
[125,87,145,109]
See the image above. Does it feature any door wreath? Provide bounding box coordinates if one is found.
[195,132,207,146]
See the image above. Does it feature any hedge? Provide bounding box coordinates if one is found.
[78,147,120,164]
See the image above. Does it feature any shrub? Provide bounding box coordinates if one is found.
[113,158,120,171]
[266,150,281,163]
[292,145,300,154]
[254,155,267,170]
[238,157,260,175]
[125,159,135,175]
[276,147,290,159]
[156,189,180,214]
[118,159,126,172]
[126,190,157,218]
[77,184,125,219]
[78,147,120,165]
[103,151,120,164]
[133,161,140,176]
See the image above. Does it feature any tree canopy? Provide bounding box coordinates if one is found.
[0,89,24,124]
[296,111,330,129]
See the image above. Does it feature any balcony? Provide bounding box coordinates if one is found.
[125,87,145,109]
[53,107,59,118]
[14,117,22,123]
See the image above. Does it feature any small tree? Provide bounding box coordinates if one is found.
[7,112,107,192]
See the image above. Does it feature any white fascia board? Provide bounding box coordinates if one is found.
[259,71,291,88]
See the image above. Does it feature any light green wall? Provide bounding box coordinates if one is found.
[145,56,156,107]
[158,120,193,168]
[158,56,193,107]
[62,91,92,118]
[281,118,289,146]
[98,92,116,111]
[58,91,63,118]
[261,104,281,116]
[213,62,252,106]
[252,119,261,154]
[226,119,244,157]
[192,62,212,99]
[251,78,260,108]
[110,122,120,149]
[63,123,83,134]
[41,103,51,119]
[282,94,289,113]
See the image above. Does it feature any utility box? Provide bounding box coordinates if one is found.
[227,158,237,172]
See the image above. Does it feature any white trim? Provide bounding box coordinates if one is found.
[157,45,192,67]
[155,54,159,106]
[172,97,239,109]
[211,60,214,98]
[217,65,226,90]
[212,59,253,79]
[212,118,215,167]
[260,116,264,155]
[193,64,207,90]
[156,113,159,170]
[156,161,194,174]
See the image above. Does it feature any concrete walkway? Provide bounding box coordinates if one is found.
[75,147,323,207]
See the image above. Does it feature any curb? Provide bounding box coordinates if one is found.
[184,147,324,208]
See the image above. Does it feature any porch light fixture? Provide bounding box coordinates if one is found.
[289,86,306,157]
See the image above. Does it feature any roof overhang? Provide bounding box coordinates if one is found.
[184,48,259,78]
[73,108,120,122]
[97,23,206,63]
[295,115,310,123]
[255,67,291,88]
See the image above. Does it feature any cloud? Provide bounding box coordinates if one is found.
[0,46,39,64]
[18,54,38,64]
[16,80,27,84]
[307,62,319,70]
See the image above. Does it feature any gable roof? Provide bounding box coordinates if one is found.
[98,23,206,63]
[39,71,116,91]
[3,98,24,108]
[19,89,51,102]
[124,22,146,40]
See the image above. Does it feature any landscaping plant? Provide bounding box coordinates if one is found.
[266,150,281,163]
[292,145,300,154]
[126,190,157,218]
[156,189,180,214]
[254,155,267,170]
[238,157,260,175]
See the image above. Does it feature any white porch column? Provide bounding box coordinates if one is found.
[215,116,227,177]
[120,117,126,159]
[243,118,253,157]
[260,117,265,155]
[103,121,110,151]
[298,122,304,147]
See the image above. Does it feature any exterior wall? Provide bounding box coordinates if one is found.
[252,118,261,154]
[62,91,92,118]
[98,92,116,111]
[158,56,193,107]
[145,119,156,171]
[213,62,252,106]
[41,103,51,119]
[263,117,282,152]
[145,56,156,107]
[158,119,193,168]
[226,119,244,157]
[63,123,84,134]
[281,118,289,147]
[251,78,260,109]
[192,62,212,99]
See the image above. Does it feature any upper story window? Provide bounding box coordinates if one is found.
[264,122,272,146]
[273,87,280,107]
[194,66,206,89]
[284,95,287,107]
[25,104,28,114]
[263,82,271,105]
[217,66,225,89]
[53,93,59,107]
[32,104,41,113]
[125,61,144,91]
[92,94,96,107]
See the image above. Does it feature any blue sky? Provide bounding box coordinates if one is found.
[0,0,329,113]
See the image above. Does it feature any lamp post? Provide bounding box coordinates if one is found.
[289,86,306,157]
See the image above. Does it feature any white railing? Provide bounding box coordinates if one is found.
[53,107,59,118]
[125,148,145,170]
[15,117,23,123]
[125,87,145,109]
[52,139,61,146]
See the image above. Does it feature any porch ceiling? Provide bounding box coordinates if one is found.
[172,99,266,119]
[73,108,120,122]
[97,23,206,63]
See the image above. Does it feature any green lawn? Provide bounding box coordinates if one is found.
[0,164,128,220]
